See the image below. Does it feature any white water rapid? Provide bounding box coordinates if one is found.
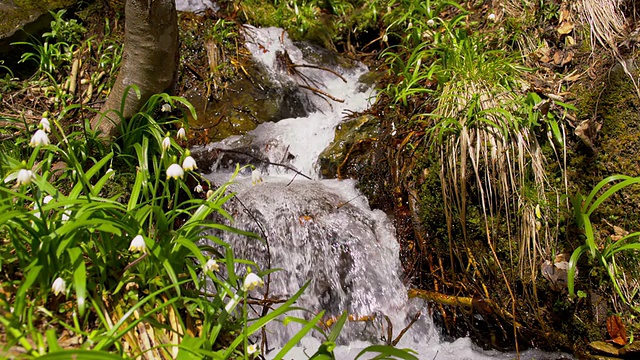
[199,26,570,360]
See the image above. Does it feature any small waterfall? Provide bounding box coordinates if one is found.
[200,26,570,359]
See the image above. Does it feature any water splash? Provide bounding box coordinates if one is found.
[200,26,572,359]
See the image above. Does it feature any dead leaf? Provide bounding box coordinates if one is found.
[564,71,581,82]
[561,51,574,66]
[559,8,570,23]
[553,51,563,65]
[557,21,574,35]
[298,215,314,224]
[575,118,602,149]
[606,315,627,346]
[611,225,629,241]
[566,35,576,46]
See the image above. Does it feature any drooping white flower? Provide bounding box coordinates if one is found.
[251,169,263,185]
[182,155,197,171]
[161,103,172,112]
[166,163,184,179]
[243,272,264,291]
[177,127,187,140]
[488,13,496,22]
[162,136,171,151]
[17,169,33,186]
[34,195,54,219]
[61,209,71,222]
[30,129,50,147]
[52,277,66,296]
[194,184,204,193]
[106,168,114,177]
[129,234,146,252]
[203,258,219,273]
[247,344,258,355]
[40,117,51,132]
[426,19,435,27]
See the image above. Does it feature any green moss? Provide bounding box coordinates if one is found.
[569,60,640,225]
[0,0,77,39]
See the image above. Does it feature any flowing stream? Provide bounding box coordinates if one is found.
[197,25,570,360]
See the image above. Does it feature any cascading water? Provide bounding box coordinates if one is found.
[198,26,570,360]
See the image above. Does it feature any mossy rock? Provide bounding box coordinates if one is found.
[318,114,393,211]
[176,14,313,145]
[0,0,76,41]
[570,57,640,224]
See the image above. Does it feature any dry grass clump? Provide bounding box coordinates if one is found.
[577,0,627,51]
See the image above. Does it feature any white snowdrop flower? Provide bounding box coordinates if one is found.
[52,277,66,296]
[194,184,204,193]
[61,209,71,222]
[206,189,214,198]
[177,127,187,140]
[166,163,184,180]
[203,258,219,273]
[40,117,51,132]
[251,169,263,185]
[243,272,264,291]
[34,195,53,219]
[182,155,197,171]
[30,129,50,147]
[162,136,171,151]
[17,169,33,186]
[426,19,435,27]
[247,344,258,355]
[488,13,496,22]
[106,168,114,177]
[161,103,172,112]
[129,234,146,252]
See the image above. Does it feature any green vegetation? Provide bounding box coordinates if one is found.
[2,0,640,358]
[0,9,417,359]
[568,175,640,306]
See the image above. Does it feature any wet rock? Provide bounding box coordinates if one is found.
[318,114,380,179]
[619,341,640,358]
[190,134,295,174]
[588,341,620,357]
[318,114,393,211]
[182,55,313,144]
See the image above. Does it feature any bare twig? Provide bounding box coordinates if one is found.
[299,84,345,103]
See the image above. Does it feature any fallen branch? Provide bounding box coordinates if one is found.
[408,288,473,307]
[299,84,345,103]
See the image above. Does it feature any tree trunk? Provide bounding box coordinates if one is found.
[92,0,178,137]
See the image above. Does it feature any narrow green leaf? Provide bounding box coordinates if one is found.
[273,311,325,360]
[68,247,87,316]
[38,349,127,360]
[355,345,419,360]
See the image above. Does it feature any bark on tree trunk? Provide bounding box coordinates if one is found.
[91,0,178,137]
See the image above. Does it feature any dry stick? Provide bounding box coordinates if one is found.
[208,147,313,180]
[298,84,345,103]
[123,252,149,273]
[392,311,421,346]
[335,194,363,209]
[291,64,347,83]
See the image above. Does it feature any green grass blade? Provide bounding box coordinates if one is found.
[272,311,325,360]
[68,247,87,316]
[355,345,419,360]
